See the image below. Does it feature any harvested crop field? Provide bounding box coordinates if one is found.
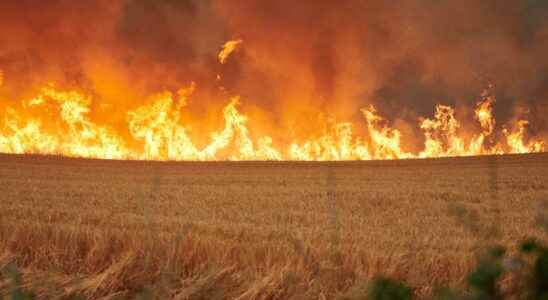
[0,153,547,299]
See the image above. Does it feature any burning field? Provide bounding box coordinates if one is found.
[0,79,545,161]
[0,1,547,161]
[1,0,548,299]
[0,153,547,298]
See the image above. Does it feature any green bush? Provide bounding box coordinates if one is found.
[358,238,548,300]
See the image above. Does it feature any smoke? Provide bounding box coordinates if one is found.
[0,0,547,139]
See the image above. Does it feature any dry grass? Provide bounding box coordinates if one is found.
[0,153,547,299]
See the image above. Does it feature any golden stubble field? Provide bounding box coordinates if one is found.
[0,153,547,299]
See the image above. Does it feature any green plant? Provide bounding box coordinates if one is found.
[1,263,34,300]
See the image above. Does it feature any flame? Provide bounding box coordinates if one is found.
[124,84,282,161]
[1,82,543,161]
[419,104,465,157]
[0,43,545,161]
[504,120,545,154]
[218,39,243,64]
[0,85,127,159]
[288,122,371,161]
[362,106,413,159]
[475,92,496,136]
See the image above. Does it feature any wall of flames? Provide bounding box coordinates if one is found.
[0,42,544,161]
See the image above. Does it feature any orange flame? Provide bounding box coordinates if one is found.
[0,82,543,161]
[0,42,545,161]
[218,39,243,64]
[504,120,545,154]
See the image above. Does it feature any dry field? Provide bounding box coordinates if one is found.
[0,153,547,299]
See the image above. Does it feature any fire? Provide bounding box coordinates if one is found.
[504,121,545,154]
[0,42,545,161]
[218,39,243,64]
[475,92,496,136]
[288,122,371,161]
[0,83,544,161]
[0,85,127,159]
[362,106,413,159]
[123,84,281,161]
